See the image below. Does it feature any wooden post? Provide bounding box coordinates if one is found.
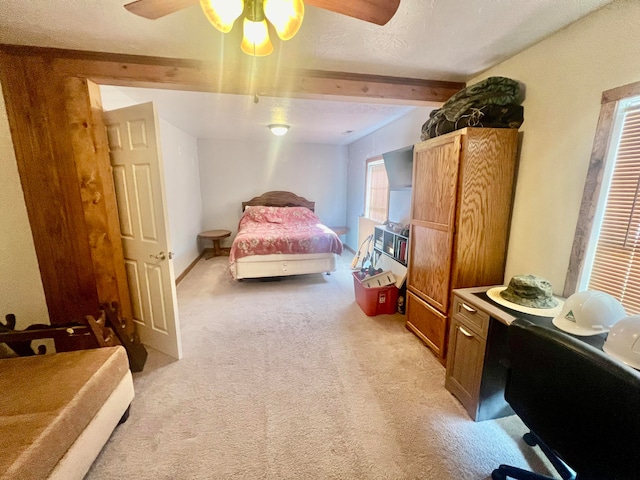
[64,77,134,333]
[0,53,101,327]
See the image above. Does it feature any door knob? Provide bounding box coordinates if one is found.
[150,251,174,260]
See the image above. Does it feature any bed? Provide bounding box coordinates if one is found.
[229,191,343,280]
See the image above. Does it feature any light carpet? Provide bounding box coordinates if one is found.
[87,253,553,479]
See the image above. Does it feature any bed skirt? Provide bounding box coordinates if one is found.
[233,253,337,279]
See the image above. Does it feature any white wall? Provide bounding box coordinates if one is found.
[197,139,348,245]
[0,83,49,327]
[100,87,204,277]
[469,0,640,294]
[345,107,433,250]
[158,119,203,275]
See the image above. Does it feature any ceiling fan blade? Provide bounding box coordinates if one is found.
[125,0,400,25]
[124,0,198,20]
[305,0,400,26]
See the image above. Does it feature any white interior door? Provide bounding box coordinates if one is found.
[104,102,183,360]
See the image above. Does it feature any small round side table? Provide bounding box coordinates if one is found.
[198,229,231,259]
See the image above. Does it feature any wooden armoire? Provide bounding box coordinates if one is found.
[405,127,519,362]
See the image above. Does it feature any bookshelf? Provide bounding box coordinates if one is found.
[373,225,408,266]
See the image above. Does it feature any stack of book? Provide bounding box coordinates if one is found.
[398,239,407,263]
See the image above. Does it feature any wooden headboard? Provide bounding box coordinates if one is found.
[242,191,315,212]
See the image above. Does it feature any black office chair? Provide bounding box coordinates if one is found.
[492,318,640,480]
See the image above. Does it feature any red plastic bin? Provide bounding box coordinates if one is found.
[352,271,399,316]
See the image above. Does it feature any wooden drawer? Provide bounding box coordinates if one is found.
[445,315,487,420]
[406,291,448,359]
[451,295,489,339]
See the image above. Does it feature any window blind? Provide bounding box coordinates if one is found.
[588,105,640,314]
[366,160,389,223]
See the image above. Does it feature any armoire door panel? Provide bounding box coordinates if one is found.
[411,136,460,226]
[451,130,518,289]
[407,224,453,312]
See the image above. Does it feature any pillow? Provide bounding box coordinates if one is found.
[243,206,319,224]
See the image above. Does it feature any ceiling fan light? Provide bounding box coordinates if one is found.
[269,124,290,136]
[263,0,304,41]
[241,18,274,56]
[199,0,244,33]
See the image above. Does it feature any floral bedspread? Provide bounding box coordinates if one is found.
[229,206,343,270]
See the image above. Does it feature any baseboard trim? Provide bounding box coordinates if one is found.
[176,252,205,285]
[344,244,356,254]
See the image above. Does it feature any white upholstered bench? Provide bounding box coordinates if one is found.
[0,346,134,479]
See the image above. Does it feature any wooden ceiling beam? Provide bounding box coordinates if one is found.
[0,44,463,105]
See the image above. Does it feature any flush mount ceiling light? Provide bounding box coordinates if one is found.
[269,124,290,136]
[124,0,400,57]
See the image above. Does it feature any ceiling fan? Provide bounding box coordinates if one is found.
[124,0,401,56]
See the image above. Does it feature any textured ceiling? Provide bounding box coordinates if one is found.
[100,85,421,144]
[0,0,614,144]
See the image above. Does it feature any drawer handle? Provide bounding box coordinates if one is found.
[461,303,477,314]
[459,326,474,338]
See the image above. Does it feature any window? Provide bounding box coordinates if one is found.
[584,98,640,312]
[364,157,389,223]
[566,80,640,314]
